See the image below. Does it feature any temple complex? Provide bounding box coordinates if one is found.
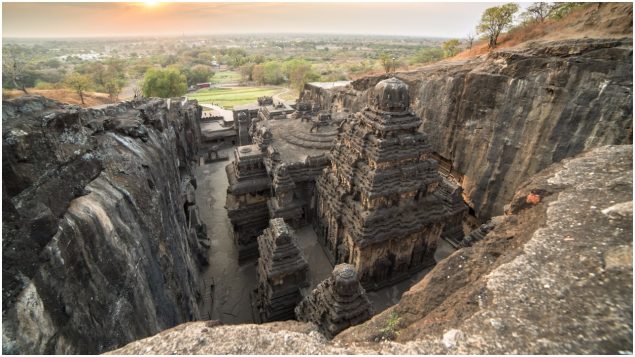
[314,77,463,290]
[253,218,309,323]
[225,102,342,260]
[222,78,467,328]
[295,264,373,338]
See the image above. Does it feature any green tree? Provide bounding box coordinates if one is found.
[104,78,124,103]
[285,59,318,95]
[477,3,520,48]
[549,2,584,20]
[252,64,265,85]
[239,63,254,83]
[64,73,93,105]
[262,61,284,85]
[185,64,215,86]
[411,47,444,64]
[521,2,553,23]
[442,39,461,57]
[379,52,396,73]
[142,67,187,98]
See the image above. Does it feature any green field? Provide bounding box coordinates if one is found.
[188,86,281,109]
[210,70,241,85]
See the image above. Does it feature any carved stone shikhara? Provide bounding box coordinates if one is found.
[295,264,372,338]
[225,144,271,260]
[254,218,309,322]
[315,77,457,290]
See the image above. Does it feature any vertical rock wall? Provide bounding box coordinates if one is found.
[2,96,205,354]
[309,37,632,219]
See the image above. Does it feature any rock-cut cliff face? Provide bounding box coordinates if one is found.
[2,96,206,354]
[315,35,632,219]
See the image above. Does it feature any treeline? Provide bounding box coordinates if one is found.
[239,59,319,93]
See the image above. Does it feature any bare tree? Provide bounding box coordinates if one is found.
[3,47,30,94]
[132,85,143,99]
[466,33,475,50]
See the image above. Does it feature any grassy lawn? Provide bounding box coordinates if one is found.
[188,86,281,109]
[210,70,241,85]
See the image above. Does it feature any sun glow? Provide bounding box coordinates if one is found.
[144,0,158,7]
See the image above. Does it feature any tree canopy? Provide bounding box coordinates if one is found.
[442,39,461,58]
[64,73,93,104]
[477,3,520,48]
[142,67,187,98]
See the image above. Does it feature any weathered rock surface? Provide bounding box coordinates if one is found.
[108,144,632,354]
[306,19,632,219]
[336,144,633,354]
[2,95,205,354]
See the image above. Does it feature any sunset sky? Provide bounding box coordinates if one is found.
[2,2,519,39]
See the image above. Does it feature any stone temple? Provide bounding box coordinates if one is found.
[315,77,457,289]
[222,77,467,333]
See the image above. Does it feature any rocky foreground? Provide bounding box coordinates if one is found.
[2,96,206,354]
[110,144,632,354]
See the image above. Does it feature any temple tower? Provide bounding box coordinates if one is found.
[295,264,372,338]
[254,218,309,322]
[315,77,449,290]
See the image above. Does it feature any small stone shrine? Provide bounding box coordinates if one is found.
[253,218,309,322]
[295,264,372,338]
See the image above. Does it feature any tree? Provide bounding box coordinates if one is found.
[252,64,265,85]
[442,39,461,58]
[142,67,187,98]
[186,64,215,86]
[522,2,553,23]
[476,3,520,48]
[3,46,31,94]
[379,52,396,73]
[466,33,475,50]
[239,63,254,83]
[549,2,584,20]
[104,79,122,103]
[262,61,284,85]
[64,73,93,105]
[285,59,318,95]
[411,48,444,64]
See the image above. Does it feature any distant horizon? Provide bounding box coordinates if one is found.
[3,32,455,40]
[3,2,525,39]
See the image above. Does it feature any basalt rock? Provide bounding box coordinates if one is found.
[304,34,633,220]
[2,95,206,354]
[254,218,309,322]
[295,264,372,338]
[336,144,633,354]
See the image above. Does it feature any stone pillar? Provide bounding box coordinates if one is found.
[236,111,251,146]
[295,264,373,338]
[254,218,309,322]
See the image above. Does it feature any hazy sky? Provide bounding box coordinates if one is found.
[3,2,515,38]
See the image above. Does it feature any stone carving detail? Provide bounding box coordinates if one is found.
[254,218,309,322]
[295,264,373,338]
[315,77,454,290]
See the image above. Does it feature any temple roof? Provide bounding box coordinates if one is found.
[370,77,410,113]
